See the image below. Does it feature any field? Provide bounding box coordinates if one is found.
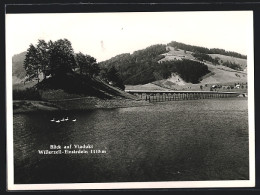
[209,54,247,70]
[129,46,248,91]
[158,46,194,63]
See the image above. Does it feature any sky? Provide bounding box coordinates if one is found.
[6,11,253,62]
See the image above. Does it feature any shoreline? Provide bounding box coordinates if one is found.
[13,96,246,114]
[13,98,151,114]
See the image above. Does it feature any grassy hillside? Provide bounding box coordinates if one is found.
[99,40,247,88]
[99,44,210,85]
[159,46,194,62]
[209,54,247,70]
[124,44,247,91]
[150,51,247,91]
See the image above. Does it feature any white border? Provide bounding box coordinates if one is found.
[6,11,255,190]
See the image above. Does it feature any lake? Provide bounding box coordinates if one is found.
[13,98,249,184]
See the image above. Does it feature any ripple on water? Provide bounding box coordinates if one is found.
[13,98,249,183]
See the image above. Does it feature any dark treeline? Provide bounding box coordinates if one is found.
[222,61,244,71]
[157,59,210,84]
[192,52,219,65]
[100,44,210,85]
[167,41,247,59]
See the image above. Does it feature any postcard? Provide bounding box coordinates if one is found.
[6,11,255,190]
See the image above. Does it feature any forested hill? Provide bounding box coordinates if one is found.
[99,44,167,85]
[99,41,247,85]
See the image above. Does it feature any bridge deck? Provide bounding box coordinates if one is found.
[125,90,245,102]
[125,90,241,94]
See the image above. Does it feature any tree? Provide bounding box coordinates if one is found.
[85,55,100,77]
[36,39,50,79]
[49,39,76,77]
[24,39,76,82]
[75,53,100,77]
[24,44,40,83]
[106,66,125,90]
[99,67,109,82]
[75,52,87,75]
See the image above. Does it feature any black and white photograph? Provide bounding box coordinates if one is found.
[6,11,255,190]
